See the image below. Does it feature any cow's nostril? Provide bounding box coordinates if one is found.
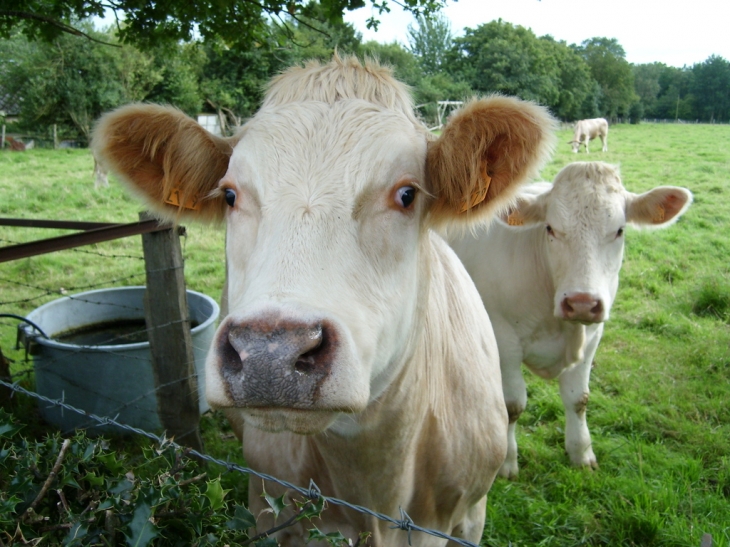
[294,325,324,375]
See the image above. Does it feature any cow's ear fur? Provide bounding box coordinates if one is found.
[92,103,238,223]
[626,186,693,228]
[426,96,556,227]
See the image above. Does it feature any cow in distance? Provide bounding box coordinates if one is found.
[570,118,609,153]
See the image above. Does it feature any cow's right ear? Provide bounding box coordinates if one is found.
[92,104,238,223]
[497,193,547,227]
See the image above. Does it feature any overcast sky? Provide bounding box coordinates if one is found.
[344,0,729,68]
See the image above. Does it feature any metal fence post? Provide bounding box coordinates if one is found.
[139,211,203,451]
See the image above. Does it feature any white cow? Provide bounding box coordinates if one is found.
[570,118,608,153]
[93,56,556,545]
[449,162,692,478]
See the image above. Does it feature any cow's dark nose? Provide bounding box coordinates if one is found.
[217,317,335,407]
[561,293,604,323]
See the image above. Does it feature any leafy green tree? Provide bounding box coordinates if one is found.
[0,0,447,50]
[633,62,664,117]
[653,65,694,120]
[691,55,730,122]
[144,41,207,116]
[577,37,637,120]
[539,36,599,120]
[406,13,452,75]
[0,24,160,142]
[450,20,560,107]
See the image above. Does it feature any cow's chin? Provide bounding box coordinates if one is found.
[241,408,340,435]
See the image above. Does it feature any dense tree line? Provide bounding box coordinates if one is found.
[1,15,727,145]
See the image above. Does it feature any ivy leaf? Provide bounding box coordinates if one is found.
[125,502,158,547]
[226,504,256,530]
[203,477,229,511]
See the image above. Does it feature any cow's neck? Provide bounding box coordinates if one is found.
[308,232,500,524]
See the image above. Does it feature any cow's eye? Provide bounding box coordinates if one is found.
[617,227,624,237]
[546,225,554,235]
[224,189,237,207]
[395,186,416,209]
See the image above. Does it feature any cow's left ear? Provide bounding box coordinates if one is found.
[626,186,693,228]
[426,96,556,227]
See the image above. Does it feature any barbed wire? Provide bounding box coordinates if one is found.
[0,273,147,306]
[0,379,489,547]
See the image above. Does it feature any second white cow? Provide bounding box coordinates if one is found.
[450,162,692,478]
[570,118,608,153]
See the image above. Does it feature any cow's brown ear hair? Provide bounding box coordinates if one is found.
[92,103,238,224]
[426,96,556,227]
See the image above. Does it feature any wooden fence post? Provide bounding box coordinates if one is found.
[0,347,12,409]
[139,211,203,451]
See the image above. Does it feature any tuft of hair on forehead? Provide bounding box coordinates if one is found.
[262,53,423,127]
[553,161,623,192]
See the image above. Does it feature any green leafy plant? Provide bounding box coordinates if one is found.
[0,409,357,546]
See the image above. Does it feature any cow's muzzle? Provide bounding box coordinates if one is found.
[560,293,604,323]
[216,315,336,408]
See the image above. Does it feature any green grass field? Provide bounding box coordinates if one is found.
[1,123,729,546]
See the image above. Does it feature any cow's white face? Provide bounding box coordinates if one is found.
[204,101,430,434]
[541,171,626,322]
[504,162,692,324]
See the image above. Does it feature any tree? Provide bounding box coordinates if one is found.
[0,25,161,142]
[144,41,207,116]
[652,65,694,121]
[577,37,637,120]
[633,62,664,117]
[450,20,561,107]
[539,36,599,121]
[406,13,452,75]
[691,55,730,122]
[0,0,447,50]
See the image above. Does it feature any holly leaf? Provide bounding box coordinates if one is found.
[125,502,158,547]
[226,504,257,530]
[203,477,229,511]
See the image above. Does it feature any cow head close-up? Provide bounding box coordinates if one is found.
[93,57,555,438]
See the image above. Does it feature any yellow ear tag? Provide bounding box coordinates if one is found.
[460,172,492,213]
[165,187,201,211]
[652,204,666,223]
[507,211,524,226]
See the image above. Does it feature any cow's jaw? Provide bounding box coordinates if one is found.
[204,101,429,435]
